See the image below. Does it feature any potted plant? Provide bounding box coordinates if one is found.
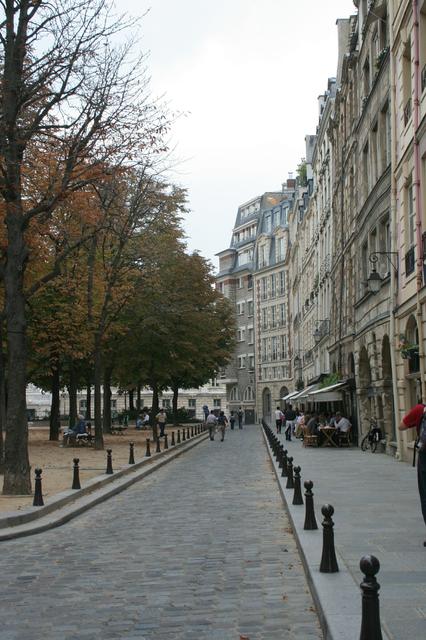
[397,334,419,360]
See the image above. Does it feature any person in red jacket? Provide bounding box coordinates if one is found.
[399,402,426,546]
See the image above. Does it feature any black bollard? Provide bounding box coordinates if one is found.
[33,468,44,506]
[106,449,113,474]
[177,429,181,443]
[292,466,303,505]
[129,442,135,465]
[191,426,194,437]
[281,449,288,477]
[182,428,186,441]
[304,480,318,530]
[286,456,294,489]
[278,444,284,468]
[72,457,81,490]
[359,555,383,640]
[164,433,169,449]
[171,431,175,446]
[156,437,161,453]
[319,504,339,573]
[145,438,151,457]
[187,427,190,439]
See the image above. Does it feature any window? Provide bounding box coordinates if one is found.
[248,327,254,344]
[262,308,268,329]
[238,356,246,369]
[274,210,280,228]
[238,249,253,266]
[162,399,171,409]
[363,57,370,97]
[244,386,254,401]
[188,399,196,408]
[271,336,279,361]
[237,302,245,315]
[213,399,221,408]
[279,271,285,295]
[276,236,285,262]
[79,400,87,410]
[111,400,117,409]
[281,335,288,359]
[238,277,243,289]
[261,338,268,362]
[247,274,253,289]
[271,305,277,328]
[270,274,276,297]
[237,328,245,342]
[261,277,268,300]
[265,215,272,233]
[362,143,369,199]
[248,355,255,371]
[407,182,415,247]
[259,245,267,268]
[280,303,286,326]
[247,300,254,316]
[403,39,412,126]
[229,387,238,401]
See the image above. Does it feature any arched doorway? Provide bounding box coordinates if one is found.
[262,387,271,419]
[280,386,289,410]
[358,346,373,438]
[381,335,395,441]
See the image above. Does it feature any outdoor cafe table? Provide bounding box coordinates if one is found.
[319,426,338,447]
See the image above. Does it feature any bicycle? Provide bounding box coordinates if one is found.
[360,418,382,453]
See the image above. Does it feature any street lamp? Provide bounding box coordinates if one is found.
[313,319,329,344]
[367,252,398,294]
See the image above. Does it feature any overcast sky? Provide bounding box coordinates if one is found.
[122,0,356,268]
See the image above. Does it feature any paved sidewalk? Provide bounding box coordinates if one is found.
[269,428,426,640]
[0,426,322,640]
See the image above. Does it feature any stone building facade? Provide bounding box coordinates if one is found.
[216,188,293,423]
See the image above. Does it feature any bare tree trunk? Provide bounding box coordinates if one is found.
[172,382,179,425]
[93,338,104,449]
[49,363,61,441]
[129,388,135,412]
[85,378,92,420]
[3,214,31,495]
[103,366,112,435]
[136,383,142,411]
[0,323,6,473]
[68,363,77,428]
[151,382,159,441]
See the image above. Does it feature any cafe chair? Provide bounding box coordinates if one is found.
[302,427,319,448]
[337,427,352,447]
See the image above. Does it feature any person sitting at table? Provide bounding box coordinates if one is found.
[306,413,319,435]
[335,412,351,432]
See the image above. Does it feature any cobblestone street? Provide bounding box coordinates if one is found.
[0,426,322,640]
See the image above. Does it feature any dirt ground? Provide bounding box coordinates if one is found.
[0,424,194,514]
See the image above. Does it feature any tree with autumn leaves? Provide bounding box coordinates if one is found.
[0,1,235,494]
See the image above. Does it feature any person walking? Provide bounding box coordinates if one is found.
[217,411,228,442]
[155,408,167,437]
[274,406,284,433]
[237,407,244,429]
[206,410,217,441]
[284,404,297,441]
[229,411,236,430]
[399,402,426,546]
[203,404,209,422]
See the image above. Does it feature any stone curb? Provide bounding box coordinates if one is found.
[262,427,391,640]
[0,429,209,541]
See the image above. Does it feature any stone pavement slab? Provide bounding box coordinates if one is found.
[0,425,322,639]
[265,425,426,640]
